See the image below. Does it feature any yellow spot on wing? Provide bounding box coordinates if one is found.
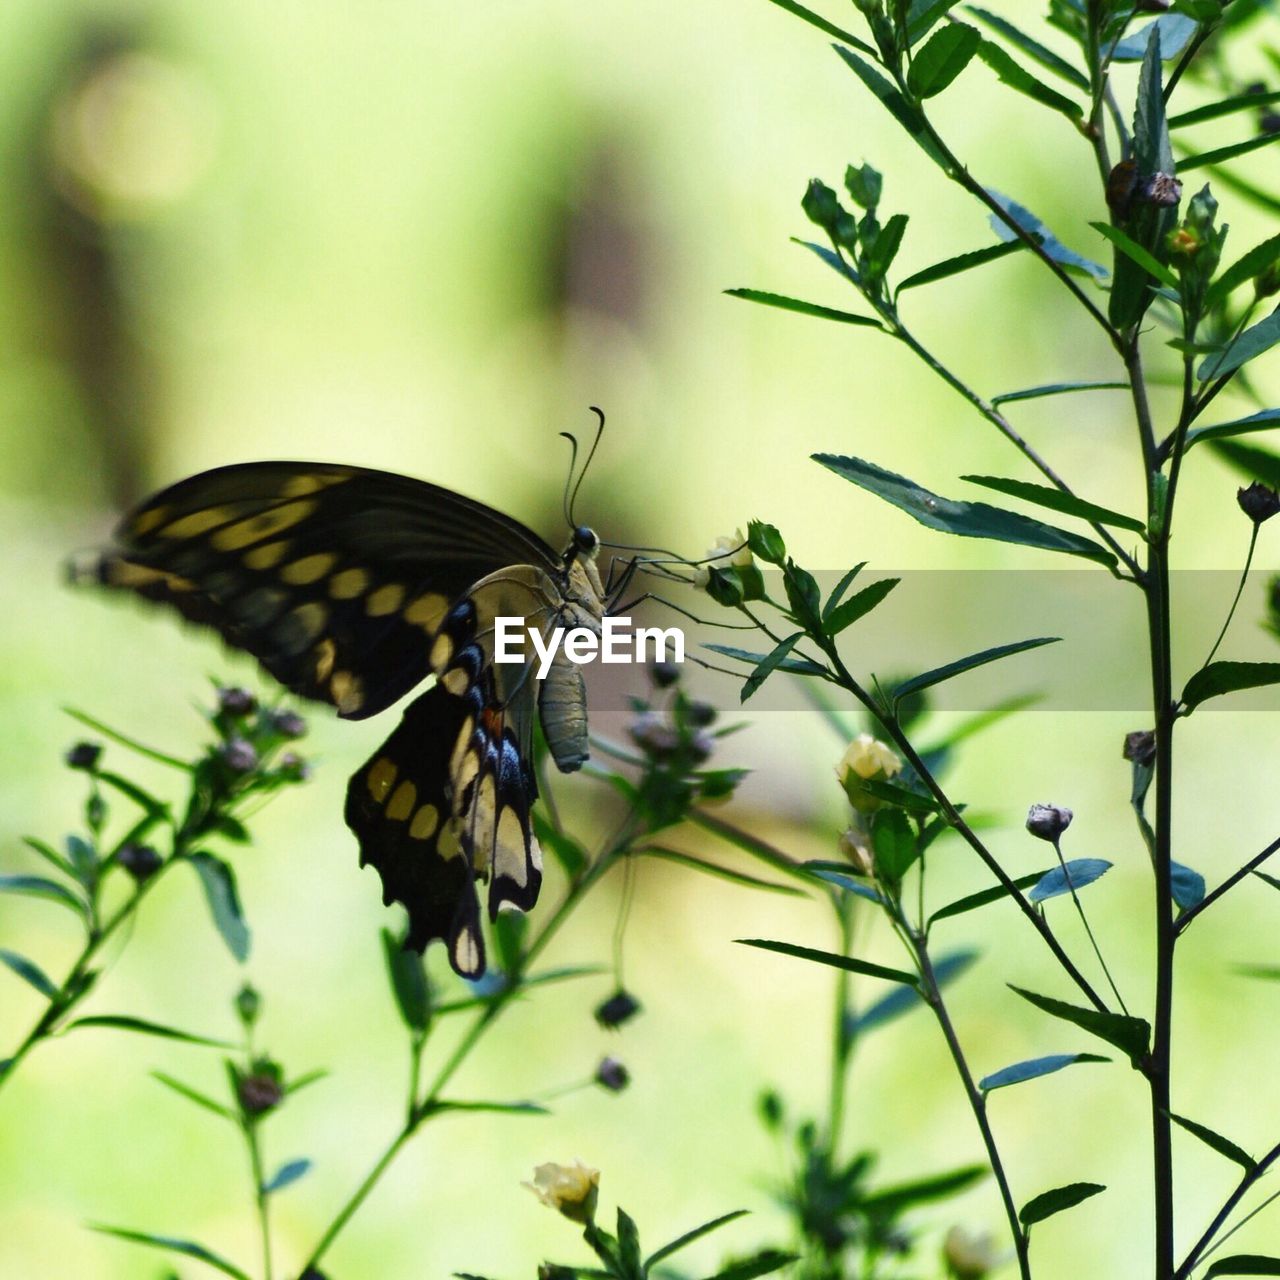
[409,804,440,840]
[366,583,405,616]
[282,472,348,497]
[452,925,481,976]
[281,553,337,584]
[442,668,470,696]
[405,592,449,629]
[387,780,417,821]
[329,568,369,599]
[367,757,398,802]
[130,506,170,536]
[106,561,196,592]
[313,637,336,682]
[211,500,317,551]
[160,507,234,539]
[330,670,364,714]
[496,809,528,886]
[430,633,453,670]
[438,821,463,860]
[285,602,328,647]
[244,541,288,570]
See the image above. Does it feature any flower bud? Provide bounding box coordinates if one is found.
[1165,226,1201,259]
[943,1226,999,1280]
[220,737,259,774]
[595,989,641,1029]
[235,983,261,1027]
[649,660,681,688]
[1026,803,1073,842]
[684,700,718,728]
[218,686,257,716]
[278,752,312,782]
[270,708,307,738]
[1238,482,1280,524]
[117,842,162,884]
[836,734,902,813]
[1123,730,1156,766]
[693,531,755,589]
[66,741,102,771]
[802,179,843,235]
[1139,172,1182,208]
[525,1160,600,1224]
[595,1056,630,1092]
[628,711,680,760]
[837,827,875,876]
[237,1071,283,1117]
[844,162,882,211]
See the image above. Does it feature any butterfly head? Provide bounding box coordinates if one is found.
[568,525,599,561]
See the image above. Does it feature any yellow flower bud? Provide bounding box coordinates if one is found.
[943,1226,999,1280]
[836,733,902,812]
[693,530,754,588]
[524,1160,600,1224]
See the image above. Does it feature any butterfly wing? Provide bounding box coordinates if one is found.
[80,461,561,719]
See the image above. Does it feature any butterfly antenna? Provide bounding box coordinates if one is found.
[558,430,581,528]
[567,406,606,527]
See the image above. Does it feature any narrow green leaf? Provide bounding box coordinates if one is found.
[961,474,1146,534]
[851,949,977,1034]
[814,453,1117,565]
[1198,308,1280,381]
[426,1099,548,1116]
[1019,1182,1105,1227]
[1028,858,1112,904]
[1171,88,1280,129]
[188,853,250,963]
[892,637,1060,704]
[738,938,920,987]
[1182,131,1280,173]
[702,1250,798,1280]
[640,848,804,896]
[896,239,1023,293]
[822,563,866,620]
[987,191,1108,279]
[907,0,964,43]
[262,1158,312,1194]
[991,380,1127,407]
[646,1210,748,1270]
[980,1053,1109,1093]
[617,1207,641,1279]
[725,288,881,328]
[151,1071,237,1120]
[705,643,826,677]
[965,7,1089,88]
[0,873,87,917]
[0,949,59,999]
[1089,221,1180,288]
[1171,1113,1255,1171]
[833,46,951,170]
[64,708,191,771]
[761,0,875,54]
[826,578,900,635]
[1201,164,1280,218]
[1207,233,1280,308]
[928,871,1044,926]
[1134,25,1174,174]
[1010,986,1150,1066]
[871,808,918,882]
[95,770,168,816]
[68,1014,233,1048]
[908,23,981,98]
[862,1165,986,1213]
[381,927,431,1032]
[1210,438,1280,488]
[1182,661,1280,712]
[742,634,804,703]
[926,693,1039,749]
[22,835,76,877]
[1185,408,1280,451]
[855,777,939,813]
[976,39,1083,118]
[1204,1256,1280,1277]
[90,1226,252,1280]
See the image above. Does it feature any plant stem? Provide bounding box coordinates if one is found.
[1050,837,1128,1013]
[244,1119,273,1280]
[1174,1138,1280,1277]
[1201,524,1260,672]
[1175,831,1280,935]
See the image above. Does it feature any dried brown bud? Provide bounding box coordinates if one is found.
[1123,730,1157,766]
[595,989,641,1029]
[117,842,162,884]
[220,737,259,774]
[65,741,102,771]
[237,1073,283,1116]
[1139,172,1182,208]
[649,660,681,688]
[1238,482,1280,524]
[1026,804,1073,842]
[595,1056,630,1092]
[218,686,257,716]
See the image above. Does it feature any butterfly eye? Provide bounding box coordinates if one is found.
[573,526,598,555]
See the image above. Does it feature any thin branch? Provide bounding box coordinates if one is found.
[1174,1137,1280,1278]
[1176,832,1280,935]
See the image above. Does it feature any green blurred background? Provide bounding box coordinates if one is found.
[3,1,1280,1276]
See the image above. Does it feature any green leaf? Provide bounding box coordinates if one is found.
[646,1210,748,1270]
[532,811,588,878]
[68,1014,233,1048]
[907,0,964,43]
[1207,234,1280,308]
[188,852,250,963]
[95,770,168,816]
[863,213,910,284]
[833,46,950,170]
[742,634,804,702]
[964,7,1088,88]
[1185,408,1280,451]
[1112,14,1197,61]
[1010,986,1150,1066]
[814,453,1117,565]
[851,949,977,1034]
[908,23,981,97]
[1171,1113,1255,1171]
[262,1157,312,1194]
[891,637,1060,704]
[980,1053,1109,1094]
[705,643,826,677]
[640,848,804,896]
[928,871,1044,925]
[761,0,875,54]
[1204,1256,1280,1277]
[783,561,822,633]
[425,1099,548,1116]
[1182,661,1280,712]
[825,578,900,635]
[1018,1182,1105,1227]
[64,708,192,772]
[1028,859,1113,904]
[747,520,786,565]
[992,380,1128,407]
[976,39,1082,118]
[896,239,1023,293]
[1210,438,1280,488]
[822,563,866,620]
[987,191,1108,279]
[738,938,920,988]
[151,1071,237,1120]
[725,288,881,328]
[1170,860,1206,910]
[856,777,939,813]
[1089,221,1180,289]
[1181,131,1280,174]
[862,1165,987,1213]
[381,927,431,1032]
[701,1250,798,1280]
[1171,88,1280,129]
[90,1226,252,1280]
[871,809,918,882]
[21,835,75,877]
[1198,308,1280,381]
[0,948,59,999]
[0,872,87,916]
[617,1207,641,1280]
[961,474,1146,534]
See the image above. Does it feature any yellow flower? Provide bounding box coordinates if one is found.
[693,530,754,587]
[835,733,902,812]
[943,1226,999,1280]
[525,1160,600,1224]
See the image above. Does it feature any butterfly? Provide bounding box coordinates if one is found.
[77,443,616,978]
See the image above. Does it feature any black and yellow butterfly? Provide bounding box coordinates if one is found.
[78,455,612,977]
